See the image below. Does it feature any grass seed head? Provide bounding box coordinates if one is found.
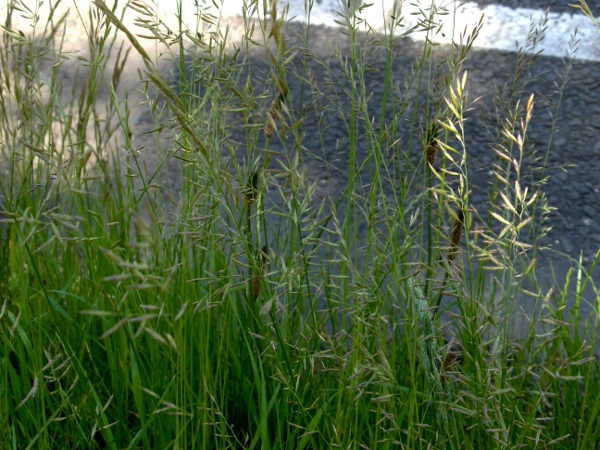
[242,171,260,205]
[265,100,278,139]
[449,209,464,261]
[252,275,261,300]
[425,121,441,166]
[251,246,268,300]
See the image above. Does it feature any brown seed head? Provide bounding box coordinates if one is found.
[449,209,464,261]
[424,122,441,166]
[252,275,261,300]
[251,246,268,300]
[242,171,259,205]
[264,123,275,139]
[426,143,439,166]
[264,100,278,139]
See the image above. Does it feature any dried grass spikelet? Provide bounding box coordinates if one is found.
[252,275,261,300]
[441,344,463,388]
[424,121,441,166]
[425,142,438,166]
[264,100,278,139]
[252,246,268,300]
[448,208,464,262]
[242,171,259,205]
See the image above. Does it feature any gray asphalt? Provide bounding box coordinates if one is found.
[131,15,600,338]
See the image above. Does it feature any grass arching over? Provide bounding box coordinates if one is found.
[1,0,600,448]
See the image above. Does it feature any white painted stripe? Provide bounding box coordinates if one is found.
[4,1,599,61]
[203,0,600,61]
[209,0,600,61]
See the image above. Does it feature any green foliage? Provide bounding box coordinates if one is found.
[1,0,599,448]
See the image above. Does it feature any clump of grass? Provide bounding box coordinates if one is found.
[1,0,599,448]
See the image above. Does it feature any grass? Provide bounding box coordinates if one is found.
[1,0,600,448]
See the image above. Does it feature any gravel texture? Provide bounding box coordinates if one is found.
[128,18,600,319]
